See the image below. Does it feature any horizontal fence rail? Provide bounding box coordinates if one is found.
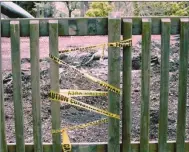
[6,142,189,152]
[0,17,189,37]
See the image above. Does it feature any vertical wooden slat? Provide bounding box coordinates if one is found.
[30,20,43,152]
[10,21,25,152]
[121,19,132,152]
[140,18,151,152]
[176,18,189,152]
[158,18,171,152]
[0,5,8,151]
[0,6,8,151]
[108,13,121,152]
[49,20,61,152]
[0,28,8,152]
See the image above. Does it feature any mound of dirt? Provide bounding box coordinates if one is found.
[2,39,189,143]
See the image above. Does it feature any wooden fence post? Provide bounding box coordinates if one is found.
[108,12,121,152]
[30,20,43,152]
[0,3,7,152]
[176,18,189,152]
[158,18,171,152]
[122,19,132,152]
[140,18,151,152]
[10,21,25,152]
[49,20,61,152]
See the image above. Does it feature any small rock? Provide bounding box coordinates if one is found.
[21,58,30,64]
[132,56,141,70]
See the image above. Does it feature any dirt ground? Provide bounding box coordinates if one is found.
[1,36,189,143]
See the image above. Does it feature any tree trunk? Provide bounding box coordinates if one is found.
[69,10,72,17]
[80,2,84,17]
[36,5,40,17]
[84,2,89,10]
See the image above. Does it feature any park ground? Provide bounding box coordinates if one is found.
[1,35,189,143]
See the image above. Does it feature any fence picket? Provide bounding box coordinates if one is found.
[0,3,8,152]
[140,18,151,152]
[176,18,189,152]
[30,20,43,152]
[122,19,132,152]
[108,13,121,152]
[10,21,25,152]
[49,20,61,152]
[158,18,171,152]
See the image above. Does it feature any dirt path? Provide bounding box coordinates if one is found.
[1,35,173,71]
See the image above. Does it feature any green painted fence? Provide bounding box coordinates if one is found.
[1,17,189,152]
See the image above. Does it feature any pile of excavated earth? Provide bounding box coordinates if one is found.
[2,38,189,143]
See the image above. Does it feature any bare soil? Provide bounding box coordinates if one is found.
[1,36,189,143]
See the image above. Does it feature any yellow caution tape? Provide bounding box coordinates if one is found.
[50,39,131,151]
[108,38,132,47]
[83,73,120,94]
[52,118,108,134]
[60,89,108,97]
[62,129,72,152]
[53,118,109,152]
[100,44,106,60]
[59,38,132,54]
[49,54,121,95]
[59,44,105,54]
[49,91,120,119]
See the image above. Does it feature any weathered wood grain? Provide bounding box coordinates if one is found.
[107,13,121,152]
[6,141,189,152]
[158,18,171,152]
[10,21,25,152]
[0,17,188,37]
[0,3,8,152]
[176,18,189,152]
[30,20,43,152]
[140,18,151,152]
[49,20,61,152]
[122,19,132,152]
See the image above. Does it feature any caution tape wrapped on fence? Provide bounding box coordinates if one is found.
[60,89,108,97]
[59,38,132,54]
[49,54,121,94]
[49,91,120,151]
[49,38,132,152]
[62,129,72,152]
[53,118,109,152]
[52,118,109,134]
[49,91,120,119]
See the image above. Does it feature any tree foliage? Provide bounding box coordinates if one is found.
[14,1,55,17]
[113,2,133,16]
[32,2,55,17]
[134,2,189,16]
[166,2,189,16]
[85,2,114,17]
[13,2,36,16]
[13,1,189,18]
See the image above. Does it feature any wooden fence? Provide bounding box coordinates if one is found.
[1,16,189,152]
